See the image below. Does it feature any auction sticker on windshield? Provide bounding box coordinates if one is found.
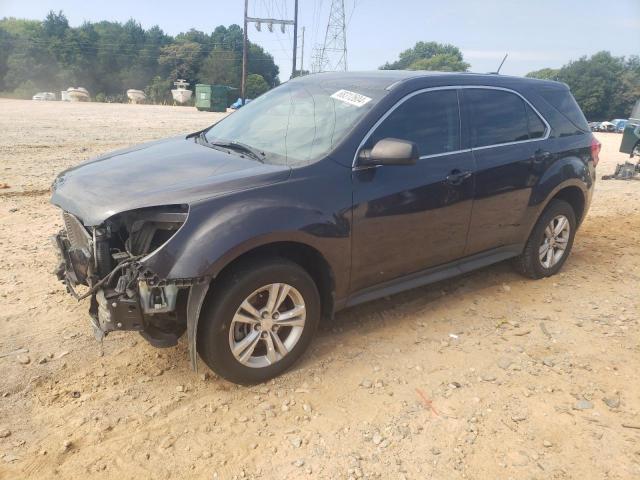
[330,89,372,107]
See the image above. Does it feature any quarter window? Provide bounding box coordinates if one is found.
[367,90,460,157]
[526,103,546,139]
[465,89,531,148]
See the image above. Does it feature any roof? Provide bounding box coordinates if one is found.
[293,70,566,92]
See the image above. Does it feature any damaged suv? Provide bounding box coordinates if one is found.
[52,71,597,384]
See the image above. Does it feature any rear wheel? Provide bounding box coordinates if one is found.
[513,199,576,279]
[197,258,320,384]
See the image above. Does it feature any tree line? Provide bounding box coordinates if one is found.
[1,13,637,119]
[380,42,639,121]
[0,11,278,102]
[526,52,639,121]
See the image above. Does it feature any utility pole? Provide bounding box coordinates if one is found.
[242,1,297,102]
[242,0,248,104]
[292,0,298,78]
[300,26,305,74]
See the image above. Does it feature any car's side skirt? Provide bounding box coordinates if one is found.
[341,244,523,310]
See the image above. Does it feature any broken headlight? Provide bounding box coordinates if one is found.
[111,205,189,257]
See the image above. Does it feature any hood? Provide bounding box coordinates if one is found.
[51,136,290,226]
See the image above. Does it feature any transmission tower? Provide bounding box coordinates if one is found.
[313,0,348,72]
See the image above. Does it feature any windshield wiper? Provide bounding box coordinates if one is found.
[208,140,266,162]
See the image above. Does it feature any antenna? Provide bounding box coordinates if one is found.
[313,0,348,72]
[496,53,508,74]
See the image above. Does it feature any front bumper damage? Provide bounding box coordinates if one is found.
[52,210,204,355]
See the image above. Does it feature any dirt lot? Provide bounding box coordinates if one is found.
[1,98,639,479]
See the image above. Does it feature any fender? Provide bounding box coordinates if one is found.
[523,153,593,239]
[140,160,352,288]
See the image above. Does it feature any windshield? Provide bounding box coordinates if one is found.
[204,77,387,166]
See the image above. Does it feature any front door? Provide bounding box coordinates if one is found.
[350,88,475,293]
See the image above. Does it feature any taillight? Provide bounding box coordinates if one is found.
[591,137,601,167]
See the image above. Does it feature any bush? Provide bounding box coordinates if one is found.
[10,80,40,99]
[245,74,269,99]
[145,76,172,105]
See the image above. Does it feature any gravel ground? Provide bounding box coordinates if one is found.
[1,98,639,479]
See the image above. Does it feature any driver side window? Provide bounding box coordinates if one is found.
[367,89,461,157]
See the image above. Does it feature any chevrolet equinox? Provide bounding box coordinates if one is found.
[51,71,598,384]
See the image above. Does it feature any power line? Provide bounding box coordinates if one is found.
[242,0,298,102]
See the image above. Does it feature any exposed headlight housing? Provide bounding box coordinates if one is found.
[99,205,189,265]
[121,205,189,256]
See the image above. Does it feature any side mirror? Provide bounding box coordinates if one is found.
[358,138,418,166]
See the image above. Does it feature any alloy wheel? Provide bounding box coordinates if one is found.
[229,283,306,368]
[539,214,570,268]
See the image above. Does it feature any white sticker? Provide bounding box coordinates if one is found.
[330,89,372,107]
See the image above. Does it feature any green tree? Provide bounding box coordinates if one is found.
[381,41,469,71]
[199,48,241,86]
[0,27,11,90]
[42,10,69,38]
[525,68,560,81]
[614,56,640,117]
[248,43,280,86]
[526,52,640,120]
[560,51,633,119]
[0,13,280,101]
[158,41,202,84]
[245,73,269,98]
[197,25,279,88]
[145,75,172,104]
[408,54,469,72]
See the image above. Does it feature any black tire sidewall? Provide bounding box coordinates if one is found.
[197,260,320,385]
[528,200,576,278]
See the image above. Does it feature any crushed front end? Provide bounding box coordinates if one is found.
[52,205,192,347]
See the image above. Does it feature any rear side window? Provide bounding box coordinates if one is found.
[526,104,546,139]
[367,89,460,156]
[464,89,531,148]
[536,86,589,134]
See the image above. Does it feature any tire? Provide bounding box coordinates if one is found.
[513,199,577,279]
[197,258,320,385]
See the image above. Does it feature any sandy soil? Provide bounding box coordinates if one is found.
[1,98,639,479]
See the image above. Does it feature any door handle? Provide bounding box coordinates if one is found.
[445,169,473,185]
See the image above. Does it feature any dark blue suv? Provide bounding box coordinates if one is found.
[51,71,598,383]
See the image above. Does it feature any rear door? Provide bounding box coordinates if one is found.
[461,87,549,255]
[350,88,476,293]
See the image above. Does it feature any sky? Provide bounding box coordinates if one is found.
[1,0,639,80]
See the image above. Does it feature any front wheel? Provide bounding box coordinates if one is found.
[513,199,577,279]
[197,258,320,384]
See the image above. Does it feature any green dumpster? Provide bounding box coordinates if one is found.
[211,85,230,112]
[195,84,212,111]
[195,84,235,112]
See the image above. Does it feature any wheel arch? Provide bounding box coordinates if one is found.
[550,185,586,225]
[210,240,337,322]
[185,239,337,371]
